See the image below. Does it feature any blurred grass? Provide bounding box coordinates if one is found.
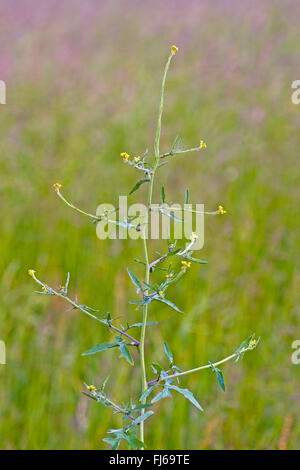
[0,0,299,449]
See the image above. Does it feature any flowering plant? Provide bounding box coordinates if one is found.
[29,45,259,450]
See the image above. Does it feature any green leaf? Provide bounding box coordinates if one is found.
[119,343,134,366]
[163,342,174,365]
[134,258,146,265]
[216,369,226,392]
[236,334,255,352]
[235,333,255,361]
[131,410,154,426]
[127,269,142,290]
[161,186,165,203]
[169,385,203,411]
[132,403,152,412]
[123,429,144,450]
[127,321,157,329]
[151,387,172,404]
[129,179,149,195]
[155,297,183,314]
[186,256,208,264]
[139,385,156,402]
[82,342,119,356]
[151,362,163,375]
[185,189,189,204]
[143,281,157,292]
[103,437,121,450]
[101,375,110,392]
[157,161,168,169]
[209,362,226,392]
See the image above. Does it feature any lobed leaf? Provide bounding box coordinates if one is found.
[127,269,142,290]
[155,297,183,314]
[169,385,203,411]
[151,387,172,404]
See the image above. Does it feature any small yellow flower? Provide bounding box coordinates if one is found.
[28,269,36,277]
[181,261,191,268]
[181,261,191,270]
[134,156,141,163]
[199,140,207,149]
[86,385,96,391]
[191,232,198,240]
[53,182,62,192]
[171,45,179,54]
[42,285,47,292]
[166,273,174,279]
[218,205,227,215]
[120,152,130,161]
[249,339,257,348]
[158,290,163,295]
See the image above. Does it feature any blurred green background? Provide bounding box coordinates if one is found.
[0,0,299,450]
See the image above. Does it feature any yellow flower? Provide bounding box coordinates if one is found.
[28,269,36,277]
[218,205,227,215]
[42,285,47,292]
[120,152,130,161]
[158,290,163,295]
[199,140,207,149]
[191,232,198,240]
[166,273,174,279]
[181,260,191,270]
[181,261,191,267]
[134,156,141,163]
[249,339,257,348]
[171,45,179,54]
[53,182,62,192]
[86,385,96,391]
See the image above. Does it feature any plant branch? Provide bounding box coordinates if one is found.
[86,388,136,421]
[147,348,254,387]
[29,272,140,346]
[159,145,206,159]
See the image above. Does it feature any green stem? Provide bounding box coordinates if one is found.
[159,145,205,159]
[147,352,241,386]
[138,49,175,446]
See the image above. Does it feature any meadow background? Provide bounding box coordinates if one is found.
[0,0,299,449]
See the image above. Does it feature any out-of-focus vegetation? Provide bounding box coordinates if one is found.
[0,0,299,449]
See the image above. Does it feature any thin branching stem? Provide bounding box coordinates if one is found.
[147,350,249,387]
[87,390,136,421]
[30,273,140,346]
[55,189,101,220]
[159,145,205,159]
